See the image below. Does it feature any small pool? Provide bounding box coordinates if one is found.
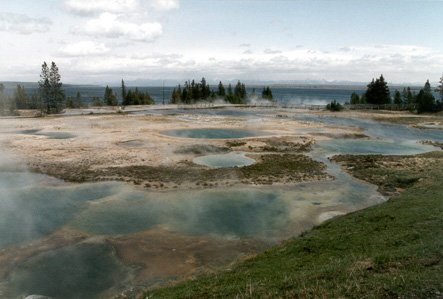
[40,132,76,139]
[317,139,438,155]
[6,129,76,139]
[161,128,271,139]
[193,152,256,167]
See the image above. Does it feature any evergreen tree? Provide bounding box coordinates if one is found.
[365,74,391,105]
[201,77,210,99]
[104,85,118,106]
[125,89,135,105]
[39,62,51,113]
[75,92,83,108]
[350,92,360,104]
[30,91,42,110]
[423,79,431,93]
[227,84,233,101]
[170,88,179,104]
[181,87,189,104]
[262,86,274,100]
[402,87,409,104]
[177,84,182,100]
[49,62,65,113]
[416,89,436,113]
[326,100,344,111]
[393,90,402,105]
[360,93,367,104]
[121,79,127,103]
[65,97,76,108]
[407,87,413,104]
[91,97,103,107]
[217,81,226,97]
[13,85,30,109]
[438,74,443,102]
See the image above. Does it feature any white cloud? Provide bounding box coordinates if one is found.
[58,41,110,57]
[63,0,140,16]
[149,0,180,11]
[64,0,179,15]
[0,13,52,34]
[263,48,282,55]
[73,12,162,42]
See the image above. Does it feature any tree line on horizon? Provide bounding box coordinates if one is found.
[328,74,443,113]
[1,63,442,115]
[169,77,274,105]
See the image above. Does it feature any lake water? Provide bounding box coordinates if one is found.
[8,85,434,106]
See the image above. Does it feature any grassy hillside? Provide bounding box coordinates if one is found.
[141,152,443,298]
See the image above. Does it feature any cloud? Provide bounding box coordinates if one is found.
[58,41,110,57]
[239,43,250,48]
[263,48,282,55]
[63,0,140,16]
[0,13,52,34]
[73,12,162,42]
[64,0,179,15]
[149,0,180,11]
[242,50,253,55]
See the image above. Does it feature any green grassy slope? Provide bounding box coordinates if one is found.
[141,152,443,298]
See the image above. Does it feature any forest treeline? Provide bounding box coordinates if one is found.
[169,78,273,104]
[0,63,274,115]
[1,62,442,115]
[327,74,443,113]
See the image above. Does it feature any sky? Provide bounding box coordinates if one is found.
[0,0,442,85]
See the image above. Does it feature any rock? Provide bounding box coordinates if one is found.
[25,295,53,299]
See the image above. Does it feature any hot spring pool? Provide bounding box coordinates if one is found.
[160,128,271,139]
[316,139,438,155]
[193,152,256,167]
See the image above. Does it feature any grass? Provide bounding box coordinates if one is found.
[140,152,443,298]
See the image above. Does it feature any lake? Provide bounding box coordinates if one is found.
[4,85,432,106]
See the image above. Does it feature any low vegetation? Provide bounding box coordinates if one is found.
[140,151,442,298]
[29,153,328,189]
[326,100,344,111]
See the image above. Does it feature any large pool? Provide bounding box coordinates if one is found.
[161,128,272,139]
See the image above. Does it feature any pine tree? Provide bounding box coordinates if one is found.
[365,75,391,105]
[104,85,118,106]
[65,97,75,108]
[217,81,226,97]
[49,62,65,113]
[393,90,402,105]
[39,62,51,113]
[423,79,431,93]
[350,92,360,104]
[75,92,83,108]
[170,88,180,104]
[91,97,104,107]
[30,91,42,110]
[262,86,273,100]
[416,89,436,113]
[121,79,127,103]
[438,74,443,102]
[13,85,30,109]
